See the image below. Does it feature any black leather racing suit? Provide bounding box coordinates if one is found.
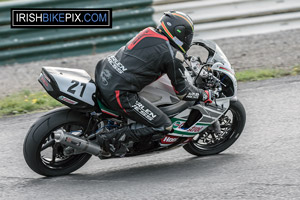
[95,27,205,141]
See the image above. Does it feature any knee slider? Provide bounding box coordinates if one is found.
[153,124,172,134]
[165,124,173,132]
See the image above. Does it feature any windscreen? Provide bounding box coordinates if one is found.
[192,40,236,97]
[194,39,231,69]
[213,45,230,67]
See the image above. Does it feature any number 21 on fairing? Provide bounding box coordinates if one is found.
[67,80,86,97]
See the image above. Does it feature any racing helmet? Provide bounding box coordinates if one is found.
[157,10,194,53]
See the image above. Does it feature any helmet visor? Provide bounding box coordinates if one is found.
[185,32,193,47]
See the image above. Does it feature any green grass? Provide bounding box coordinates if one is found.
[235,66,300,82]
[0,90,62,117]
[0,66,300,117]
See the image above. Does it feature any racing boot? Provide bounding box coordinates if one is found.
[97,124,169,158]
[97,126,131,158]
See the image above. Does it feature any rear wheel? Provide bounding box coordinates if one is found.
[183,99,246,156]
[23,108,92,177]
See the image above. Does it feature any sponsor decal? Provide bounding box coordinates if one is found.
[42,72,51,82]
[11,8,112,28]
[107,55,127,74]
[185,92,199,99]
[132,101,157,121]
[161,136,178,144]
[58,96,78,105]
[40,74,48,87]
[173,36,183,46]
[173,121,205,133]
[65,137,81,146]
[39,72,53,91]
[100,69,112,86]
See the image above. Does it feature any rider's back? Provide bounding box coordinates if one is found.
[95,27,174,92]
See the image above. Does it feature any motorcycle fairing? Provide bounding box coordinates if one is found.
[211,62,237,99]
[140,73,231,137]
[39,67,96,110]
[167,98,230,137]
[193,40,237,99]
[40,62,232,138]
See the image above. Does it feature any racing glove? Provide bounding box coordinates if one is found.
[201,90,214,104]
[180,86,214,104]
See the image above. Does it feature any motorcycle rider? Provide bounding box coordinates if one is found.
[95,11,213,157]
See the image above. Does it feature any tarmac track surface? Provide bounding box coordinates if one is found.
[0,75,299,200]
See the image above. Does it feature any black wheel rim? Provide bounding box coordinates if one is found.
[192,106,241,150]
[38,123,89,170]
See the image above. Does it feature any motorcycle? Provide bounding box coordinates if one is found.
[23,40,246,177]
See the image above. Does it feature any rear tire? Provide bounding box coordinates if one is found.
[23,108,92,177]
[183,99,246,156]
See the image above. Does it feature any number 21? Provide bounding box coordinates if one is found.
[67,80,86,97]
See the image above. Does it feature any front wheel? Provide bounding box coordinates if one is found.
[183,99,246,156]
[23,108,92,177]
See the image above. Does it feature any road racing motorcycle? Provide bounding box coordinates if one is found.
[23,40,246,177]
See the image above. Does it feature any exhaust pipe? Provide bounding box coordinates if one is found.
[54,129,102,156]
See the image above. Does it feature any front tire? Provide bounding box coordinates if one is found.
[23,108,92,177]
[184,99,246,156]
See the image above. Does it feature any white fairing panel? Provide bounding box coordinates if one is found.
[211,62,237,98]
[43,67,96,106]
